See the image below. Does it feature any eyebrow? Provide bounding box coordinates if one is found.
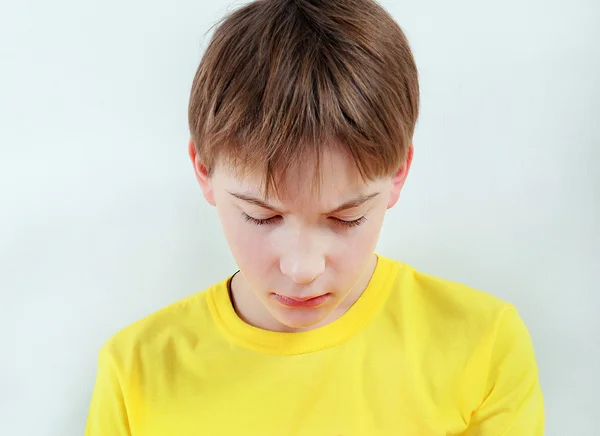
[328,192,380,213]
[227,191,380,214]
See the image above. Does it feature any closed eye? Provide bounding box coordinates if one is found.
[329,216,367,228]
[242,213,281,226]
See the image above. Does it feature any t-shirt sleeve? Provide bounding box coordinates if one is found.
[85,343,132,436]
[464,306,545,435]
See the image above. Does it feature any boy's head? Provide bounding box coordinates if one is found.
[188,0,419,331]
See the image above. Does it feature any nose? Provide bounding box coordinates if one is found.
[279,234,326,284]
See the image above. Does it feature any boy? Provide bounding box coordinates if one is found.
[86,0,544,434]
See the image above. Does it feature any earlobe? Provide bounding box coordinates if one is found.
[188,138,216,206]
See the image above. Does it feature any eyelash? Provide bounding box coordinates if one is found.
[242,213,367,228]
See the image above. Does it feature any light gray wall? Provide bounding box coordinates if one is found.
[1,0,598,434]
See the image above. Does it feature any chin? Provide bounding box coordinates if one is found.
[270,306,333,330]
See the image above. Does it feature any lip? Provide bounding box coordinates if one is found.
[272,293,331,308]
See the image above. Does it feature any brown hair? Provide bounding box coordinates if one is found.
[188,0,419,198]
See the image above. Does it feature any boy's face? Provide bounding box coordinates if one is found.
[190,140,412,332]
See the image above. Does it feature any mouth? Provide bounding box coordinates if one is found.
[272,293,331,308]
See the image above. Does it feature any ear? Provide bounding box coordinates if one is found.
[188,138,216,206]
[387,145,414,209]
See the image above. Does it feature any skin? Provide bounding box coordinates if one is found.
[189,139,413,332]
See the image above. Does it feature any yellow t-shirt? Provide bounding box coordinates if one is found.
[86,255,544,435]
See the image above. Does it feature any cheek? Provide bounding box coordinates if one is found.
[328,212,385,272]
[217,207,275,272]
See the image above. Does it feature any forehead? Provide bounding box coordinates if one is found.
[215,145,376,206]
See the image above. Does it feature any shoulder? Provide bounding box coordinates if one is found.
[381,255,531,363]
[381,257,543,419]
[385,257,513,331]
[99,278,228,366]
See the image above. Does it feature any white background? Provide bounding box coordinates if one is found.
[1,0,598,434]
